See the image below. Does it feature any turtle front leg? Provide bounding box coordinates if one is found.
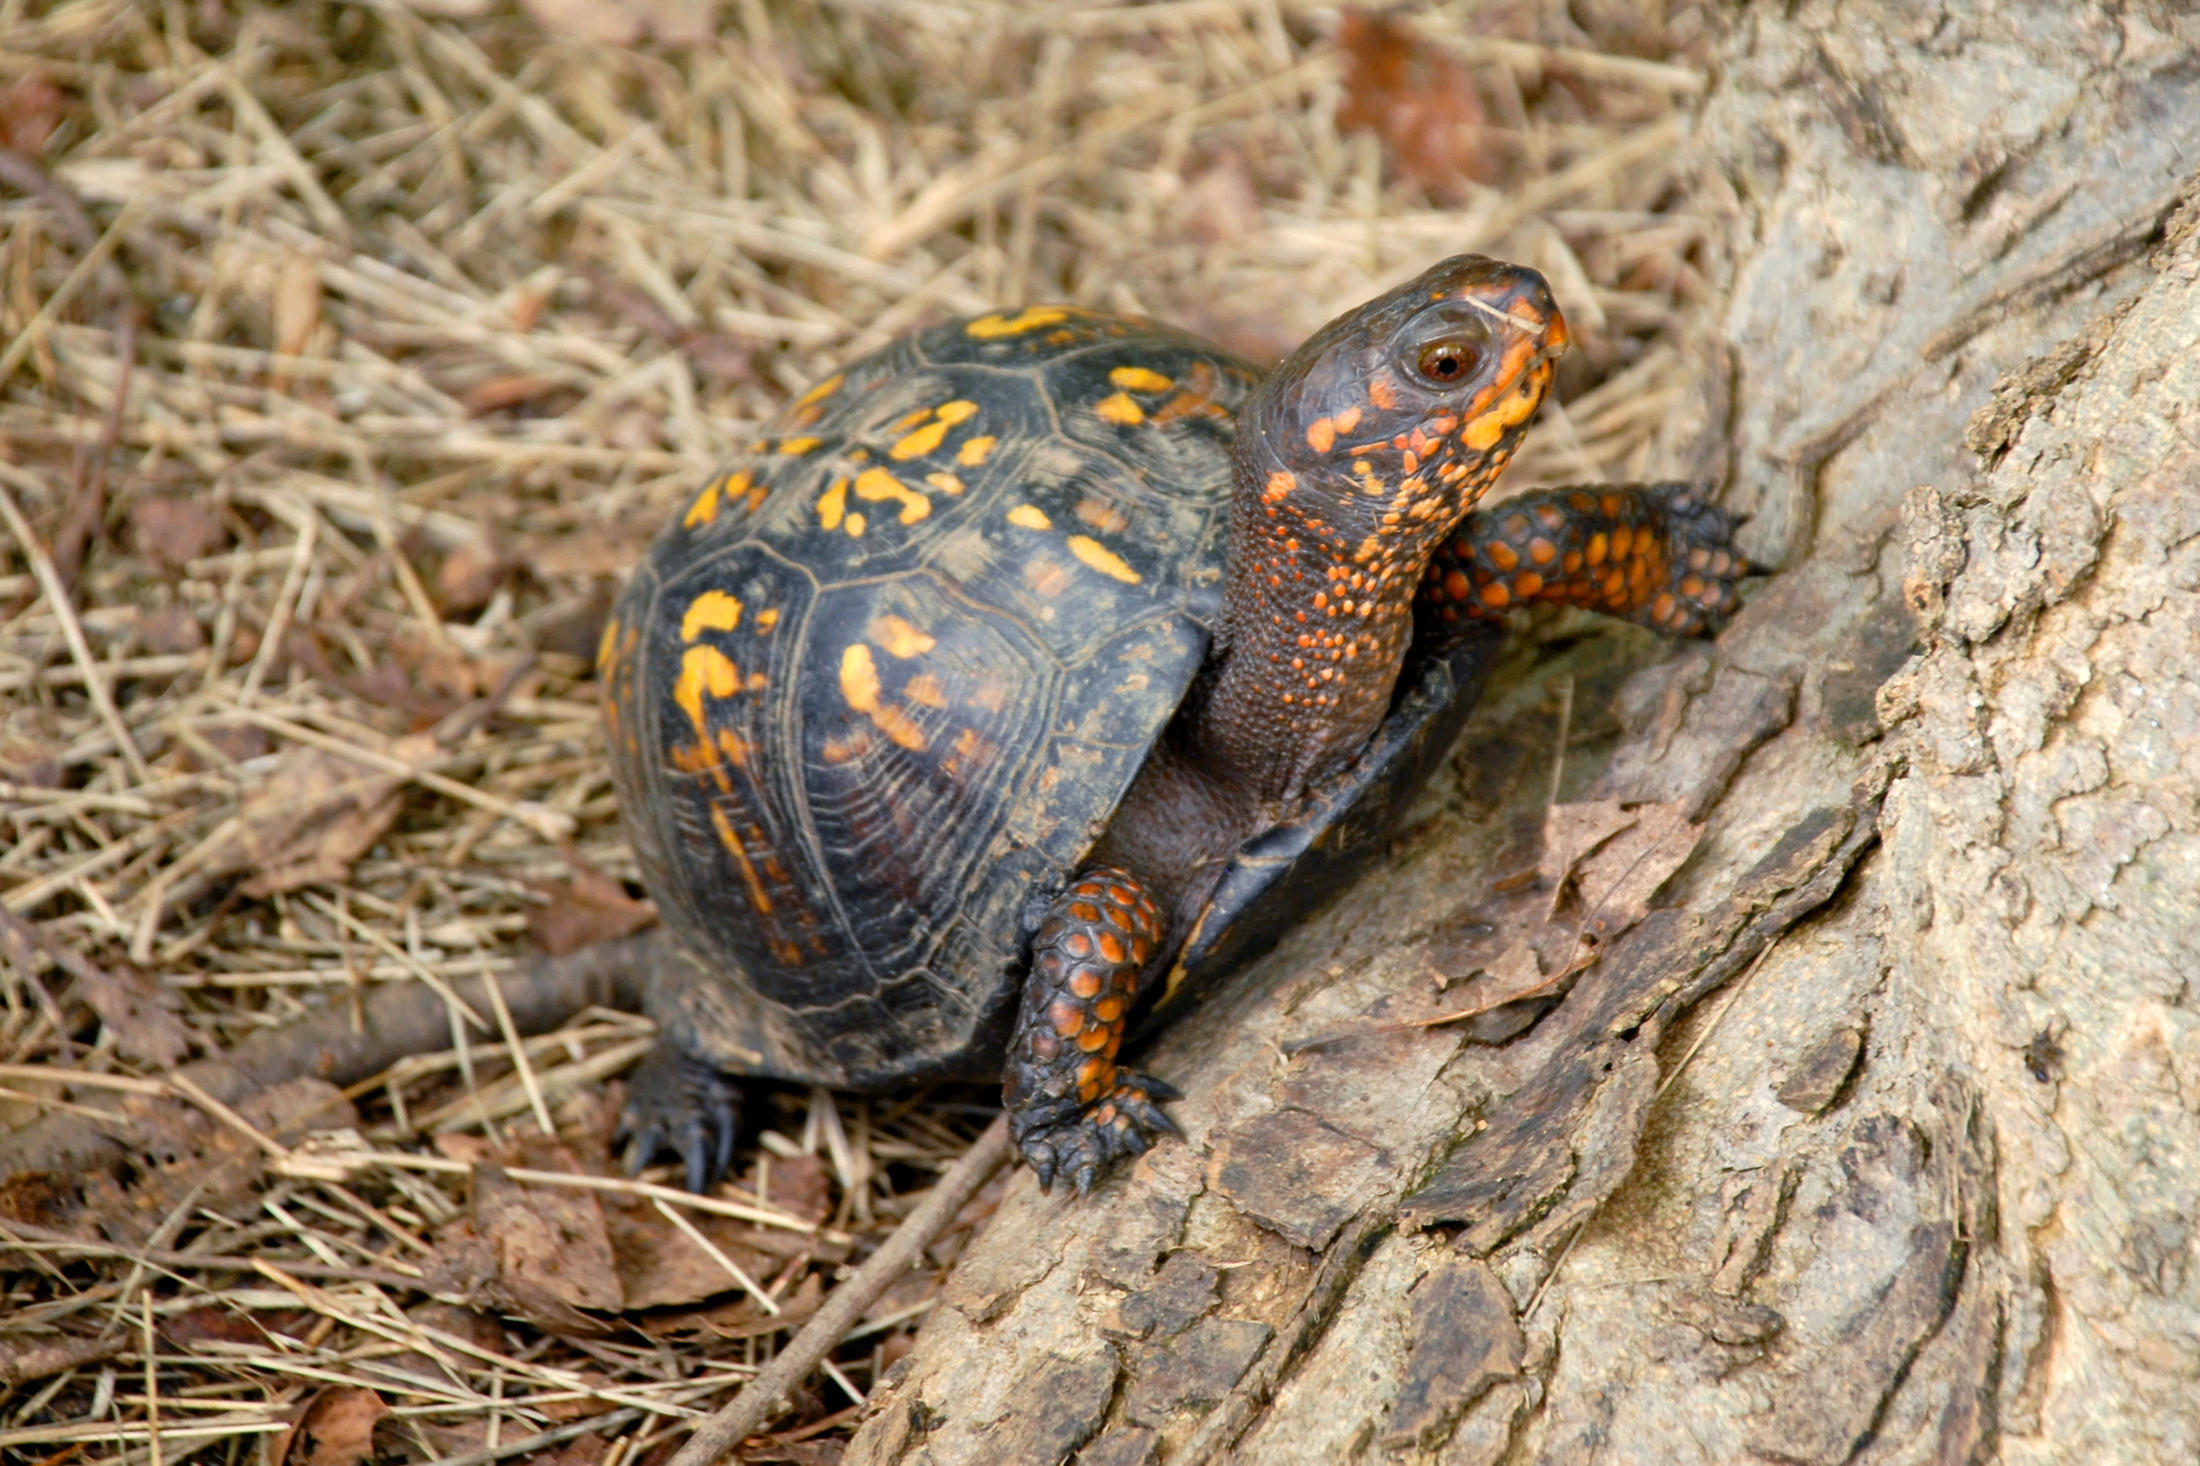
[1418,482,1756,639]
[1004,866,1182,1196]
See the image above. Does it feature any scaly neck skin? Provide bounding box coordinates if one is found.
[1174,253,1566,815]
[1192,425,1527,810]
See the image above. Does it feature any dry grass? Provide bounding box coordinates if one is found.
[0,0,1714,1459]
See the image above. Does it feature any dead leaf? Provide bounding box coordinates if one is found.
[269,1387,386,1466]
[176,721,273,772]
[71,958,191,1069]
[1540,798,1641,916]
[69,1079,355,1246]
[754,1151,832,1226]
[273,253,322,358]
[1571,799,1703,933]
[196,744,408,897]
[642,1270,825,1342]
[136,603,206,653]
[606,1202,783,1310]
[463,373,569,416]
[434,1131,492,1165]
[530,1431,610,1466]
[161,1305,276,1348]
[129,496,226,572]
[436,536,513,616]
[473,1150,623,1315]
[529,854,657,956]
[0,78,65,156]
[1336,9,1500,199]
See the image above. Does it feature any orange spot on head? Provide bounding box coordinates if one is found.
[1305,417,1336,453]
[1367,374,1398,409]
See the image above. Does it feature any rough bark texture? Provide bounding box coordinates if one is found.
[843,3,2200,1462]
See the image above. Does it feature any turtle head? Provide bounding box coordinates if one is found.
[1233,255,1568,542]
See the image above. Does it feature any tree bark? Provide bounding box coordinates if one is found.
[844,3,2200,1463]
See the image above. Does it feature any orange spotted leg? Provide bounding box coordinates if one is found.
[1004,867,1180,1196]
[1418,483,1755,639]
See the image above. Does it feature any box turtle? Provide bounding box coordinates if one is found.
[599,255,1749,1195]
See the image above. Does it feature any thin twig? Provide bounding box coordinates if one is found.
[664,1117,1014,1466]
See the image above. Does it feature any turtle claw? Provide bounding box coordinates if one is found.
[1640,483,1754,636]
[619,1045,742,1192]
[1010,1069,1181,1196]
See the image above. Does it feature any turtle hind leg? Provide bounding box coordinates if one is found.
[619,1043,742,1193]
[1004,866,1182,1196]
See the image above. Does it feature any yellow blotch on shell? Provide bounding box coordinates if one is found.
[958,435,997,467]
[1095,392,1144,426]
[675,644,743,738]
[1067,535,1141,584]
[889,418,953,461]
[818,477,849,530]
[680,589,743,643]
[757,607,781,630]
[873,614,936,659]
[845,512,868,537]
[1007,504,1052,530]
[837,643,926,750]
[967,306,1070,339]
[596,617,619,676]
[854,467,931,524]
[906,673,946,708]
[793,373,844,410]
[778,437,822,455]
[683,477,723,529]
[1109,366,1174,393]
[926,471,966,495]
[840,643,882,711]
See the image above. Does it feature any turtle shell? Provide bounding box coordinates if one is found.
[601,308,1262,1088]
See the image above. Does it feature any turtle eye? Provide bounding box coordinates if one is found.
[1414,340,1483,385]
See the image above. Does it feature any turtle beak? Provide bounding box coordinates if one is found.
[1461,264,1568,363]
